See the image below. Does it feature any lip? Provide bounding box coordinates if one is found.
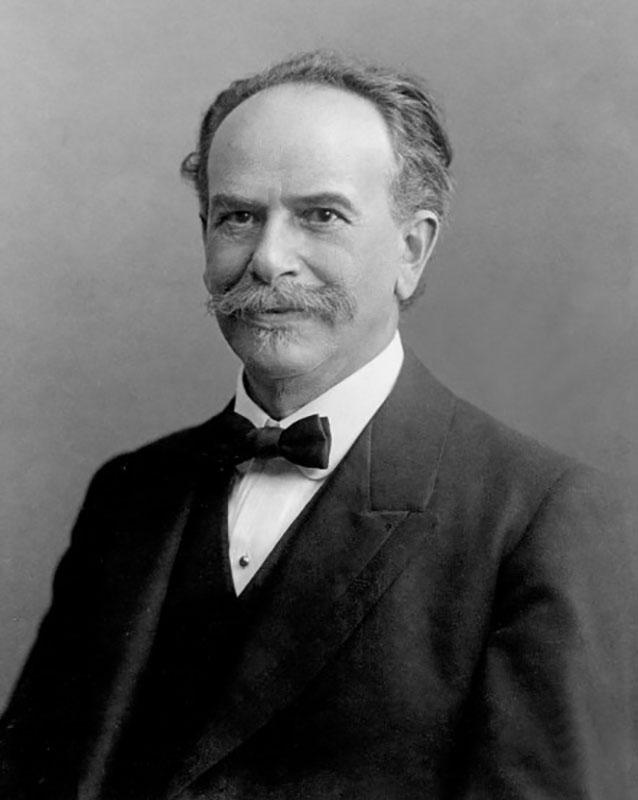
[245,309,307,324]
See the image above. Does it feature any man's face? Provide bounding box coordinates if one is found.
[203,83,433,394]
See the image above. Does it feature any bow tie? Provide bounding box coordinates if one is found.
[218,411,332,470]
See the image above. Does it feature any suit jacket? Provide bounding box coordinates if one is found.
[1,351,636,799]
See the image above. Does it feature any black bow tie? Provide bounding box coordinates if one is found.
[217,411,332,470]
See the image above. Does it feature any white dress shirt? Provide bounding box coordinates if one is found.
[227,332,404,594]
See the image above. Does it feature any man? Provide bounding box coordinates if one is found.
[1,51,636,799]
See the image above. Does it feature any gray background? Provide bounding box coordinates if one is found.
[1,0,636,707]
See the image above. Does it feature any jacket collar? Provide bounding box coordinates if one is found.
[370,348,455,511]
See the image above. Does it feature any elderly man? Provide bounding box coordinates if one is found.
[1,51,636,800]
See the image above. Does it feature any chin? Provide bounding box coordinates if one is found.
[224,319,329,380]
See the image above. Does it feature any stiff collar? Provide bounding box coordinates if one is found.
[233,332,404,480]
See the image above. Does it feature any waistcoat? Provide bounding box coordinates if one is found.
[101,473,306,799]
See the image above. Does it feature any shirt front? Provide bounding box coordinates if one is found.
[228,332,404,595]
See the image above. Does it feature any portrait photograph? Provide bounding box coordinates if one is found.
[1,1,637,797]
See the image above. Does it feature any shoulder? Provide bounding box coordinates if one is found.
[399,352,575,497]
[449,390,624,505]
[83,412,227,496]
[399,348,574,483]
[444,391,634,572]
[448,392,575,490]
[402,356,630,551]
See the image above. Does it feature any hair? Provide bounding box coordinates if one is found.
[181,50,453,306]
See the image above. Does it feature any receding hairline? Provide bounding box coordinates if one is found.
[204,80,404,219]
[208,80,400,157]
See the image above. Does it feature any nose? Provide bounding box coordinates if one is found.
[248,214,301,284]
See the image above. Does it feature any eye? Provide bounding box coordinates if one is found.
[302,208,345,225]
[215,210,257,229]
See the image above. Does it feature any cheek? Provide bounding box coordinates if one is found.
[204,239,250,287]
[306,231,379,281]
[344,231,401,295]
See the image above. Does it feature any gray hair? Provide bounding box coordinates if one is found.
[182,50,453,306]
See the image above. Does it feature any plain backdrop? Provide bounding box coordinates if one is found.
[1,0,637,707]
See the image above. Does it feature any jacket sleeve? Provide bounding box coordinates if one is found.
[458,466,638,800]
[0,457,127,799]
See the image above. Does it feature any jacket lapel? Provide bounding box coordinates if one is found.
[167,350,457,798]
[79,486,196,797]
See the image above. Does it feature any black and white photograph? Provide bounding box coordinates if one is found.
[1,2,637,797]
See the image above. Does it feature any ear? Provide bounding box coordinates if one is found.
[395,210,440,303]
[200,212,214,295]
[203,267,214,296]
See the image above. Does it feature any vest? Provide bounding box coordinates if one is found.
[100,472,307,799]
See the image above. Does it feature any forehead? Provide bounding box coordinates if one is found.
[206,83,398,197]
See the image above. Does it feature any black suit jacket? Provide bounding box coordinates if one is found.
[1,352,637,799]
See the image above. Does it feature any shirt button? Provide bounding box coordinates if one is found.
[238,554,251,568]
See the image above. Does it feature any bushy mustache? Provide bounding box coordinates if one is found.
[207,278,356,324]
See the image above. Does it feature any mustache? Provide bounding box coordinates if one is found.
[207,278,356,324]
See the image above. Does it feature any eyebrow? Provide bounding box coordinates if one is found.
[208,191,360,218]
[290,193,359,217]
[208,194,263,213]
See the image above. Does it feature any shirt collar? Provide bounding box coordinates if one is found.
[233,331,404,480]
